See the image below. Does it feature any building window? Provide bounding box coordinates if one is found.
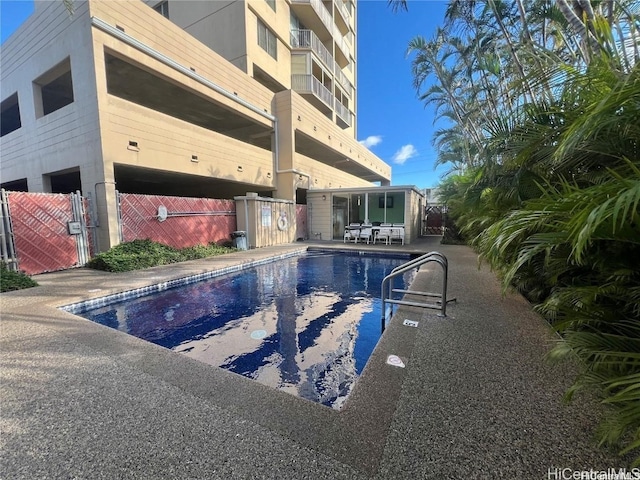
[257,19,277,59]
[46,169,82,194]
[154,1,169,18]
[33,58,74,118]
[1,93,21,137]
[265,0,276,11]
[0,178,28,192]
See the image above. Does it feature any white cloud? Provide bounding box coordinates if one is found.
[359,135,382,149]
[392,144,418,165]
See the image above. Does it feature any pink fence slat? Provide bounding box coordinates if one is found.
[296,205,307,240]
[8,192,79,275]
[119,193,237,249]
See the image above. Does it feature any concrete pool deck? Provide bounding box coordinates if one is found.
[1,237,632,478]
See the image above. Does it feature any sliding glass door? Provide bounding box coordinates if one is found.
[332,195,349,240]
[332,191,406,239]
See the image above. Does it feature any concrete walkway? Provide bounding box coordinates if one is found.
[0,238,630,479]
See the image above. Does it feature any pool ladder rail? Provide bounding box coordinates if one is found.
[381,251,456,332]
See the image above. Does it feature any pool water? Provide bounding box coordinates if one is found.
[75,250,415,409]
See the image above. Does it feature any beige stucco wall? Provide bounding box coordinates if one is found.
[99,96,275,184]
[405,188,423,243]
[89,1,275,122]
[245,0,292,89]
[306,191,333,241]
[155,1,249,72]
[294,152,373,190]
[235,195,296,248]
[1,0,393,253]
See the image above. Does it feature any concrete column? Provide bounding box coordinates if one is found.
[93,177,119,253]
[273,92,296,202]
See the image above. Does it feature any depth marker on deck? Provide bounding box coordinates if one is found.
[403,319,419,328]
[387,355,405,368]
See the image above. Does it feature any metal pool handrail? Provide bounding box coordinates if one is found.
[390,251,448,276]
[381,251,453,332]
[386,252,448,304]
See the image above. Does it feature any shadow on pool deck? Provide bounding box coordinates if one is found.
[0,236,632,479]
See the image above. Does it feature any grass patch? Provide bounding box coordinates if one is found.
[0,263,38,292]
[86,239,235,272]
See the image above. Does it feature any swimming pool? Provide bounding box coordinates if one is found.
[68,250,415,409]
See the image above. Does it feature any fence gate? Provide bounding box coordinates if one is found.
[2,190,92,275]
[0,189,18,271]
[424,205,444,235]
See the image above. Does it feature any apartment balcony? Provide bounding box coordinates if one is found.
[337,0,351,21]
[333,26,350,67]
[290,29,333,71]
[345,30,353,47]
[292,74,333,112]
[333,0,350,34]
[334,98,352,128]
[333,61,352,98]
[290,0,333,39]
[291,0,351,68]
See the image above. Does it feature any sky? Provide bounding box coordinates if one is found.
[357,0,449,188]
[0,0,448,189]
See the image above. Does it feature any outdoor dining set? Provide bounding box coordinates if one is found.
[343,223,405,245]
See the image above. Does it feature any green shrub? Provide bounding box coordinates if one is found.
[441,221,466,245]
[86,239,181,272]
[180,243,232,260]
[86,239,235,272]
[0,263,38,292]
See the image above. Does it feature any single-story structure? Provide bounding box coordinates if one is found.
[306,186,425,244]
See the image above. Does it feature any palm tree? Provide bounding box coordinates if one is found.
[391,0,640,463]
[473,31,640,466]
[407,32,485,149]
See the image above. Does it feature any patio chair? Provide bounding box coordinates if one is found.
[344,224,360,243]
[374,227,392,245]
[358,226,373,244]
[391,225,405,245]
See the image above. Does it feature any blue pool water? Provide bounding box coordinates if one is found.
[74,250,415,409]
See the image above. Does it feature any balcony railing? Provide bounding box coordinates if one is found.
[291,0,333,35]
[290,29,332,70]
[333,0,350,31]
[336,0,350,21]
[333,25,349,60]
[334,99,352,127]
[334,61,353,97]
[345,30,353,46]
[291,74,333,109]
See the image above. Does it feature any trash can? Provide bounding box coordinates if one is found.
[231,231,247,250]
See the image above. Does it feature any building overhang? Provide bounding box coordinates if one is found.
[276,90,391,184]
[309,185,425,196]
[294,131,387,183]
[113,164,274,199]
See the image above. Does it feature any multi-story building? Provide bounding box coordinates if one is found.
[0,0,391,250]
